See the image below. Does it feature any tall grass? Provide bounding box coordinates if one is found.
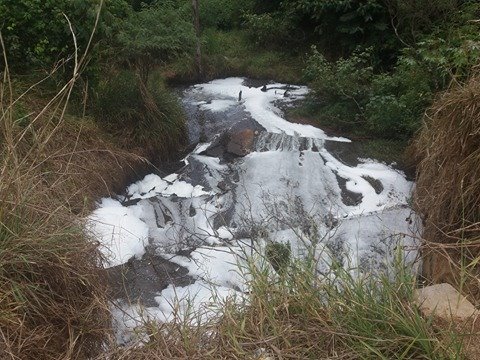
[413,75,480,302]
[94,69,187,161]
[0,31,143,358]
[109,247,464,359]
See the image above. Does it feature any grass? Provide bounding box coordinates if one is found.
[413,75,480,303]
[0,35,156,358]
[108,248,465,359]
[93,69,187,162]
[0,65,109,358]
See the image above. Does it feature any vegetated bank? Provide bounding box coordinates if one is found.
[0,0,479,358]
[0,1,193,358]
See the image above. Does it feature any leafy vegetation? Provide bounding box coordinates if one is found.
[113,1,195,80]
[303,47,432,139]
[0,0,129,72]
[94,69,186,157]
[240,0,480,140]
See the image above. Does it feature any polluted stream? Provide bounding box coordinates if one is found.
[86,78,419,344]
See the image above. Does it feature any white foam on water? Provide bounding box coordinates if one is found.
[193,78,350,141]
[86,199,149,268]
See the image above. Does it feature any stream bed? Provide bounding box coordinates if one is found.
[87,78,419,344]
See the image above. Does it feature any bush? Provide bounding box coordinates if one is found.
[114,1,195,80]
[243,12,302,49]
[290,0,394,58]
[304,47,433,138]
[303,4,479,140]
[94,69,186,159]
[383,0,464,43]
[0,0,130,72]
[199,0,253,30]
[365,64,433,138]
[414,76,480,301]
[304,46,376,134]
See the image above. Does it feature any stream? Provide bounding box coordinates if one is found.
[87,78,419,344]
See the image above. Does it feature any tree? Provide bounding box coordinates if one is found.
[115,1,195,81]
[192,0,202,79]
[0,0,130,72]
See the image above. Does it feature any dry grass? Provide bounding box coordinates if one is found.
[107,257,462,360]
[413,75,480,302]
[0,33,150,358]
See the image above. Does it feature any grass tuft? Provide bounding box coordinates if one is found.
[94,69,187,161]
[413,75,480,302]
[0,39,149,359]
[109,248,463,359]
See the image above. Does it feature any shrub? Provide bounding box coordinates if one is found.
[94,69,186,159]
[289,0,393,57]
[0,0,130,72]
[303,7,479,140]
[303,46,375,134]
[199,0,253,30]
[365,64,433,138]
[243,12,302,49]
[114,1,195,80]
[414,76,480,301]
[383,0,464,43]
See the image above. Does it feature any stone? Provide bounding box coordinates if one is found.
[227,129,255,157]
[253,348,274,360]
[414,283,478,320]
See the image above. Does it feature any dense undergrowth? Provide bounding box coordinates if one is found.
[94,69,187,159]
[165,29,304,84]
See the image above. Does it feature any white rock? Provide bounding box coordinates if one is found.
[414,283,478,320]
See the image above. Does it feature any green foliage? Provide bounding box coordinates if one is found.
[199,0,253,30]
[129,0,156,11]
[304,1,480,140]
[289,0,393,55]
[304,46,374,133]
[94,69,186,156]
[167,29,303,83]
[366,66,432,137]
[242,12,303,49]
[0,0,130,71]
[383,0,463,43]
[304,46,434,139]
[243,0,396,61]
[114,1,195,78]
[402,14,480,87]
[265,242,291,274]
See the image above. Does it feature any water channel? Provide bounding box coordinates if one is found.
[87,78,419,344]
